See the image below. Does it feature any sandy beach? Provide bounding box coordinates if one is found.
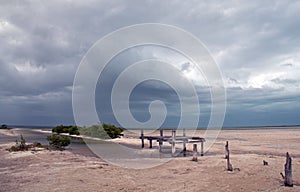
[1,128,300,192]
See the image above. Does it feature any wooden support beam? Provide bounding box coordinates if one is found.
[284,152,293,187]
[192,144,198,162]
[200,141,204,156]
[183,129,186,157]
[225,141,233,171]
[149,139,153,149]
[160,129,163,137]
[141,129,144,148]
[171,130,176,156]
[159,129,163,152]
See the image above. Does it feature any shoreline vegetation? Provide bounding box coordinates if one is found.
[1,126,300,191]
[3,124,124,153]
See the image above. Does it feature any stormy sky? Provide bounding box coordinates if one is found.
[1,1,300,127]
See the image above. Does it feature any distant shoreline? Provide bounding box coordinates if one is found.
[3,125,300,131]
[216,125,300,130]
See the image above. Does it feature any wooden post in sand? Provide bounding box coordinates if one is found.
[158,129,163,152]
[284,152,293,187]
[141,129,144,148]
[225,141,229,159]
[192,144,198,162]
[225,141,233,171]
[183,128,187,157]
[171,130,176,156]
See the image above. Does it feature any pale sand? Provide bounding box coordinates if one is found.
[1,128,300,192]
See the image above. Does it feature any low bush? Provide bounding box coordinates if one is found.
[52,125,80,135]
[7,134,29,151]
[47,134,70,149]
[79,124,123,139]
[32,142,42,148]
[1,124,8,129]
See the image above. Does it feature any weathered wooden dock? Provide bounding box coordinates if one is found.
[140,129,205,157]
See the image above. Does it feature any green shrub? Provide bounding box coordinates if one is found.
[79,124,123,139]
[1,124,8,129]
[52,125,80,135]
[47,134,70,149]
[103,124,123,139]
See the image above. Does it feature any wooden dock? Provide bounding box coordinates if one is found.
[140,129,205,157]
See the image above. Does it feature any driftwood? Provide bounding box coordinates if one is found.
[225,141,233,171]
[192,144,198,162]
[284,152,293,187]
[234,168,240,171]
[280,172,285,179]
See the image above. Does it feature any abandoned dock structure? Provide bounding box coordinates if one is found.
[139,129,205,157]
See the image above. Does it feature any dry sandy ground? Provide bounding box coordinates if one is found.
[1,128,300,192]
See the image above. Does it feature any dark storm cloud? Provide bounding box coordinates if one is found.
[0,0,299,126]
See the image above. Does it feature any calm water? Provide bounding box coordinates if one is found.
[0,128,51,145]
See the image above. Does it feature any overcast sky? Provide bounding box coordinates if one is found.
[1,1,300,127]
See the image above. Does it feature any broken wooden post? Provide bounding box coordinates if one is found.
[225,140,229,159]
[158,129,163,152]
[225,141,233,171]
[171,130,176,156]
[141,129,144,148]
[192,144,198,162]
[200,141,204,156]
[183,128,186,157]
[284,152,293,187]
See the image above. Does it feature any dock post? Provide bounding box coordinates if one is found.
[183,128,186,157]
[149,139,153,149]
[192,144,198,161]
[160,129,163,137]
[141,129,144,148]
[159,129,163,152]
[171,130,176,156]
[200,141,204,156]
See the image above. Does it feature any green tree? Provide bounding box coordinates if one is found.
[79,124,123,139]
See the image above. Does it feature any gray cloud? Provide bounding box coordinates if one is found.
[0,0,299,126]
